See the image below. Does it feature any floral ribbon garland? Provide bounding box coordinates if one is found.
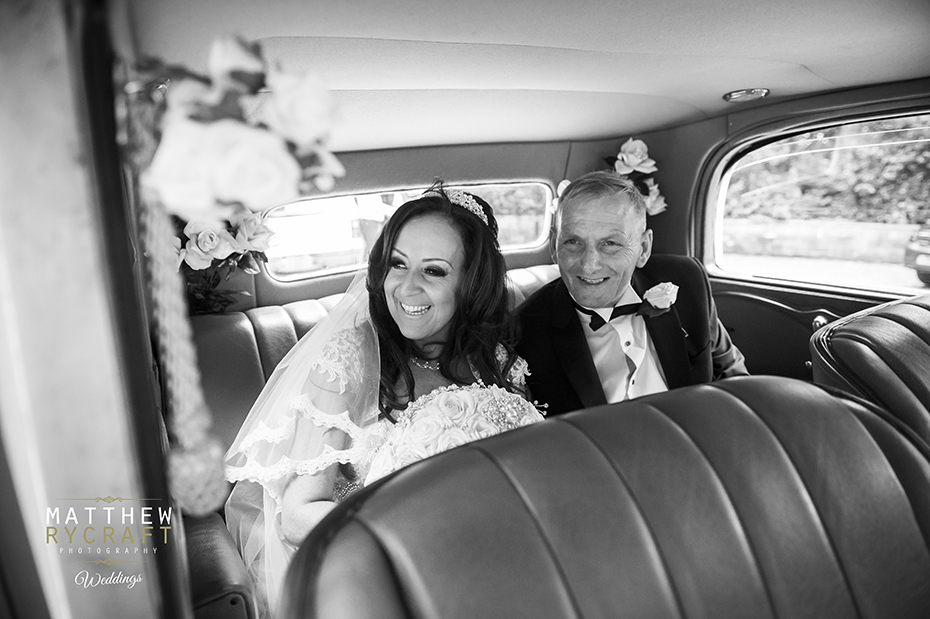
[122,35,343,514]
[140,189,229,515]
[608,138,667,216]
[555,138,668,216]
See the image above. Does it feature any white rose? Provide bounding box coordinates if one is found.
[206,119,301,212]
[435,427,471,452]
[615,138,658,175]
[264,68,337,150]
[389,431,431,469]
[208,35,265,92]
[403,413,447,452]
[182,240,214,270]
[233,213,274,252]
[182,220,237,269]
[460,407,499,440]
[142,117,229,223]
[434,389,479,425]
[643,282,679,309]
[643,178,668,216]
[164,78,221,121]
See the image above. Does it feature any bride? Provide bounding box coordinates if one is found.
[224,184,545,617]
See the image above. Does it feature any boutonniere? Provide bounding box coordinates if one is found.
[640,282,678,317]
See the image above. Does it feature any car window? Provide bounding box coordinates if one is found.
[711,112,930,293]
[264,182,551,281]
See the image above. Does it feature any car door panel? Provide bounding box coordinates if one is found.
[712,278,890,379]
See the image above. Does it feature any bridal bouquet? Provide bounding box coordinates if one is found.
[605,138,668,216]
[123,34,345,313]
[364,384,544,485]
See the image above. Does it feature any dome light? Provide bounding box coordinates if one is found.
[723,88,770,103]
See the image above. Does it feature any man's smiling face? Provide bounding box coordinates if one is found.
[552,195,652,308]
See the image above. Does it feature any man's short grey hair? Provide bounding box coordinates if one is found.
[556,171,647,230]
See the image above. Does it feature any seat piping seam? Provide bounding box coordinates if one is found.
[711,380,865,619]
[640,388,779,618]
[558,416,689,619]
[468,439,586,619]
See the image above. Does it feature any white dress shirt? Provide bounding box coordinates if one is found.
[573,286,669,402]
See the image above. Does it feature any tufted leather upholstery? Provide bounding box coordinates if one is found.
[810,294,930,447]
[183,264,560,619]
[281,376,930,619]
[192,295,342,454]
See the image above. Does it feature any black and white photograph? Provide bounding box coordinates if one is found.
[2,0,930,617]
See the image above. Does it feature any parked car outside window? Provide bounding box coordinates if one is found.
[905,222,930,285]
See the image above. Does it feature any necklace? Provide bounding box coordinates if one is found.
[410,356,440,371]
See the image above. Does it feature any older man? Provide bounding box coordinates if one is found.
[517,171,748,416]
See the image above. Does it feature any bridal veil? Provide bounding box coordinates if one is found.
[224,271,382,617]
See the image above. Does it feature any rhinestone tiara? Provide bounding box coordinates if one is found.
[446,189,489,226]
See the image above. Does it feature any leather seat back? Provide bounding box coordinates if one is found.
[810,294,930,446]
[282,376,930,619]
[191,295,343,454]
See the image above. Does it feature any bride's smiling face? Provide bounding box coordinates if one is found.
[384,215,465,351]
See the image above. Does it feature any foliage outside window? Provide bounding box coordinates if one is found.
[263,182,551,281]
[715,113,930,292]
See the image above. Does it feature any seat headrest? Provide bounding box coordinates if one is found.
[283,376,930,619]
[811,293,930,446]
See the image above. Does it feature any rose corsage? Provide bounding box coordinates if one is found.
[639,282,679,317]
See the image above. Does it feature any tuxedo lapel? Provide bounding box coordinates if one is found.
[632,270,694,389]
[550,280,608,409]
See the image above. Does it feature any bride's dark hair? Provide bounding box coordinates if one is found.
[367,181,523,419]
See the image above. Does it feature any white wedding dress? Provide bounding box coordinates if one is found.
[223,273,543,618]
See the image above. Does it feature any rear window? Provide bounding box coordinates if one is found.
[263,182,551,281]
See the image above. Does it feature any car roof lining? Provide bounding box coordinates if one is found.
[120,0,930,151]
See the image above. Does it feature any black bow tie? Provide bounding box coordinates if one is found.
[573,301,642,331]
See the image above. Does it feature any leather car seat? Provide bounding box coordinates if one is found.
[810,294,930,447]
[281,376,930,619]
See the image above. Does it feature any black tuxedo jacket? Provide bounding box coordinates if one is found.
[516,254,748,416]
